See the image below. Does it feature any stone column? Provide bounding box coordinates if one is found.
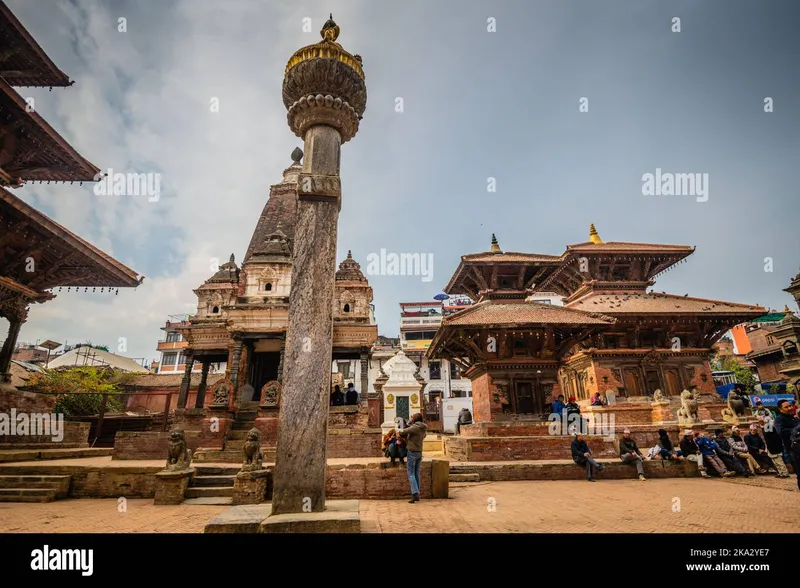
[194,360,210,408]
[177,350,194,408]
[270,15,367,518]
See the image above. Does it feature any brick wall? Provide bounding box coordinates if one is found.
[0,388,55,413]
[756,359,783,384]
[326,430,382,458]
[471,373,492,422]
[0,421,89,447]
[689,360,717,394]
[113,431,209,460]
[445,435,618,461]
[329,405,369,429]
[592,363,624,395]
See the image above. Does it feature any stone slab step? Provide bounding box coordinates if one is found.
[183,496,233,506]
[0,475,71,497]
[185,486,234,498]
[191,474,236,487]
[0,447,113,463]
[0,488,58,502]
[193,465,241,476]
[449,473,480,483]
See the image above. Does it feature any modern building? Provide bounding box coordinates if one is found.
[151,314,223,375]
[398,300,473,423]
[47,344,148,373]
[744,306,800,386]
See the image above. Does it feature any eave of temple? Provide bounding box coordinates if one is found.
[0,1,72,87]
[0,187,143,292]
[0,76,99,185]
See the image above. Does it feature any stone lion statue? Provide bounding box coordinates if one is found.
[652,389,668,403]
[165,428,192,470]
[727,389,746,417]
[242,428,264,471]
[676,389,699,425]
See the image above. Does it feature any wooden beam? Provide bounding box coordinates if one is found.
[470,267,489,291]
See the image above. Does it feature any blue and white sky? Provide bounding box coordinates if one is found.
[6,0,800,365]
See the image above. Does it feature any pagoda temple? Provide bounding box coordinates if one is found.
[429,226,766,423]
[0,1,143,392]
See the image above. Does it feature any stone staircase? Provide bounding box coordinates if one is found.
[0,474,71,502]
[183,465,239,505]
[193,409,277,463]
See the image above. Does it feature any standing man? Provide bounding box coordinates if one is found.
[345,382,358,405]
[619,428,647,481]
[775,399,800,489]
[398,413,428,503]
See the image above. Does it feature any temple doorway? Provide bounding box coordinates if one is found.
[249,351,281,401]
[515,381,535,414]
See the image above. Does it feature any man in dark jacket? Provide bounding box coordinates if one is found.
[455,407,473,435]
[398,413,428,503]
[571,433,604,481]
[713,430,749,476]
[345,383,358,405]
[619,429,647,480]
[744,424,781,475]
[680,429,710,478]
[775,399,800,488]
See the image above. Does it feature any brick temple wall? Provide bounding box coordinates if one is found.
[0,422,89,447]
[326,430,382,458]
[113,431,209,460]
[329,405,369,429]
[470,373,493,423]
[446,435,618,461]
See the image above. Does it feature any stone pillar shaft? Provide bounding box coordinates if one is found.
[360,351,369,402]
[229,338,244,399]
[177,351,194,408]
[271,125,341,515]
[277,338,286,383]
[195,361,211,408]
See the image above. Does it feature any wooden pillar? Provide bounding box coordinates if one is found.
[0,318,22,383]
[360,350,369,402]
[229,337,244,397]
[276,337,285,383]
[177,350,194,408]
[194,361,210,408]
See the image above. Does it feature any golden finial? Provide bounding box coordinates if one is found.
[589,223,604,244]
[321,14,340,42]
[785,305,793,314]
[490,234,502,254]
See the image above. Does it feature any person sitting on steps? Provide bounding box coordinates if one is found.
[382,428,406,466]
[619,429,647,481]
[571,432,604,482]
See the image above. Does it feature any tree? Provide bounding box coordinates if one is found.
[24,366,130,416]
[718,355,756,392]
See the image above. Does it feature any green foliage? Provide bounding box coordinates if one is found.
[717,355,756,392]
[26,366,129,416]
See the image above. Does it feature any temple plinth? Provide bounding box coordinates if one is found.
[269,15,367,517]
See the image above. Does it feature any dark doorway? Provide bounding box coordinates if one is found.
[396,396,410,421]
[644,369,661,396]
[249,351,281,400]
[515,381,535,414]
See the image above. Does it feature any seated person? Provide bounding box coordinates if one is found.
[571,433,604,482]
[744,424,781,475]
[590,392,606,407]
[694,431,735,477]
[619,429,647,481]
[345,383,358,405]
[382,428,406,466]
[712,429,749,477]
[330,385,344,406]
[656,428,684,461]
[455,407,473,435]
[680,429,709,477]
[729,426,767,475]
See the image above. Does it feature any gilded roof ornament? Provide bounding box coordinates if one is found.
[589,223,604,244]
[490,234,502,254]
[321,14,340,41]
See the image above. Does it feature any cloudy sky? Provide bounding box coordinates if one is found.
[6,0,800,365]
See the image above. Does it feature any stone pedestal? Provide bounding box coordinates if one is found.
[260,500,360,533]
[650,401,675,424]
[154,468,194,505]
[173,408,206,429]
[367,395,381,428]
[232,468,270,505]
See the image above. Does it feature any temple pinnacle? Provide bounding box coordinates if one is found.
[490,233,502,254]
[589,223,604,244]
[321,14,339,41]
[347,249,353,259]
[291,147,303,163]
[229,253,235,263]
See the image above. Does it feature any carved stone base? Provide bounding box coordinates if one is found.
[154,468,194,505]
[201,408,233,449]
[260,500,360,533]
[232,469,270,505]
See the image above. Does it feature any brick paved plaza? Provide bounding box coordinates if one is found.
[0,476,797,533]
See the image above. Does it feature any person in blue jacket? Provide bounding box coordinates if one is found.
[694,431,734,477]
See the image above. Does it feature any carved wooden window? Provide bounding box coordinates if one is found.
[264,283,272,291]
[784,341,798,356]
[343,303,351,313]
[429,361,441,380]
[212,306,219,314]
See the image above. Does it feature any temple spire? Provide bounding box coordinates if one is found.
[490,233,502,254]
[589,223,604,244]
